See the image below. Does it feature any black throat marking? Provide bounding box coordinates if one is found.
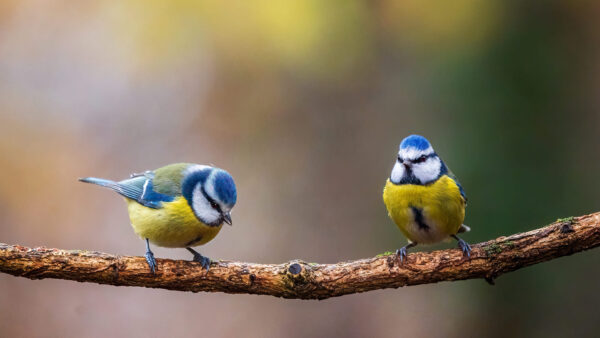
[410,206,429,231]
[399,166,420,185]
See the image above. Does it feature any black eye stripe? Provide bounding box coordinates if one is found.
[208,198,221,211]
[397,152,437,163]
[200,186,222,212]
[414,155,427,163]
[209,199,222,212]
[411,153,436,163]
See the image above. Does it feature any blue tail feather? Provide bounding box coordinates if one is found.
[79,176,143,201]
[79,176,168,209]
[79,177,117,187]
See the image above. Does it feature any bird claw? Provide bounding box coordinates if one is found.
[192,253,212,271]
[145,251,157,274]
[457,239,471,258]
[396,247,408,264]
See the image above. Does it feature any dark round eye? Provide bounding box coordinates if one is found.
[397,155,402,162]
[413,155,427,164]
[210,201,219,210]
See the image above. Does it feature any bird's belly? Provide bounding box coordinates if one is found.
[402,216,450,244]
[383,176,465,244]
[126,197,222,248]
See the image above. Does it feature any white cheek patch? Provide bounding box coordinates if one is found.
[412,158,442,184]
[192,184,221,225]
[390,162,405,184]
[399,146,434,161]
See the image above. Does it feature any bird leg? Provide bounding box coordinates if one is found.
[451,234,471,258]
[396,242,417,264]
[144,238,157,274]
[186,247,212,271]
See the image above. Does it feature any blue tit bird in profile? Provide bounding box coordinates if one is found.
[79,163,237,273]
[383,135,471,262]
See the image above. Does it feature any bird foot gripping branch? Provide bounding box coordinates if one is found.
[1,212,600,299]
[3,136,600,299]
[79,163,237,273]
[384,135,471,261]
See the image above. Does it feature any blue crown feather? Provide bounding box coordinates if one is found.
[400,135,431,150]
[214,171,237,206]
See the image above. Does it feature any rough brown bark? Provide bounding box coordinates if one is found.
[1,212,599,300]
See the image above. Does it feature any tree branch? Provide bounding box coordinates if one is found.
[1,212,599,300]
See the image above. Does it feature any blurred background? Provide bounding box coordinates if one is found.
[1,1,600,337]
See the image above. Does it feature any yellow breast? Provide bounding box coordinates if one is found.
[383,175,465,244]
[126,196,223,248]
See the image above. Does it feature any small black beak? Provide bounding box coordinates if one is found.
[223,212,232,226]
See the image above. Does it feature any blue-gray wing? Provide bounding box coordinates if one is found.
[80,174,175,209]
[447,172,467,204]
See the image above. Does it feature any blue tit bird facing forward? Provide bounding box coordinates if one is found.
[79,163,237,273]
[383,135,471,262]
